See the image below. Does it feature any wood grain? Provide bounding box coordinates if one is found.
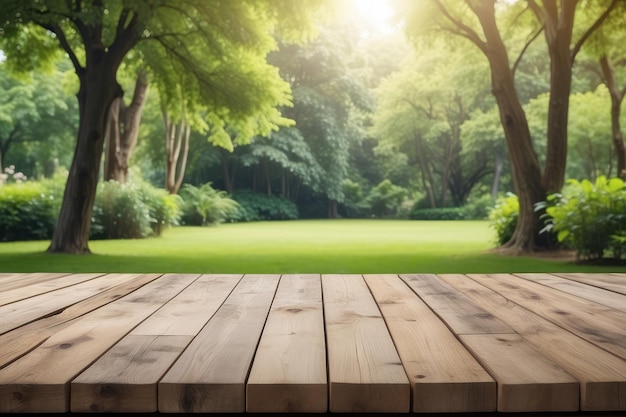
[460,334,579,412]
[441,273,626,411]
[322,274,409,413]
[0,273,69,292]
[0,273,146,335]
[400,273,512,334]
[0,274,161,369]
[158,274,280,413]
[468,274,626,359]
[246,274,326,413]
[554,272,626,295]
[516,273,626,312]
[0,274,196,413]
[364,274,496,413]
[70,274,240,412]
[0,273,104,306]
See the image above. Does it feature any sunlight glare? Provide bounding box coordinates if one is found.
[352,0,396,37]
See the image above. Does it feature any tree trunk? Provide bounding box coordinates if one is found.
[414,134,436,208]
[104,70,149,183]
[599,55,626,179]
[540,10,574,193]
[48,63,122,254]
[221,150,233,193]
[491,151,504,199]
[328,199,339,218]
[472,1,549,251]
[164,112,191,195]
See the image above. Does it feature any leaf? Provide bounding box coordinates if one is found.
[557,230,570,242]
[608,177,624,192]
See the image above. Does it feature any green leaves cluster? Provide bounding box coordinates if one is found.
[180,182,239,226]
[488,193,519,246]
[539,176,626,260]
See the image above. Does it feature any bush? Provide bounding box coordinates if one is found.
[229,190,298,222]
[135,181,182,236]
[180,182,240,226]
[366,179,408,218]
[410,207,466,220]
[464,193,496,220]
[538,176,626,260]
[0,182,58,241]
[91,180,152,240]
[488,193,519,245]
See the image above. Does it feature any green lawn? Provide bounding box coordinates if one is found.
[0,219,624,274]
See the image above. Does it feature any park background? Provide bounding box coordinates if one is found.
[1,0,626,273]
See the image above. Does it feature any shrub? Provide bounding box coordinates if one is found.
[538,176,626,260]
[410,207,466,220]
[229,190,298,222]
[0,181,58,241]
[464,193,496,220]
[91,180,153,240]
[488,193,519,246]
[135,181,182,236]
[180,182,240,226]
[340,179,370,218]
[366,179,407,218]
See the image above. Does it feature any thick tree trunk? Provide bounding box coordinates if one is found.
[328,199,339,218]
[600,55,626,179]
[473,1,549,251]
[48,63,122,254]
[541,14,574,193]
[104,70,149,183]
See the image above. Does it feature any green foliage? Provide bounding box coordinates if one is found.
[410,207,466,221]
[539,177,626,260]
[0,181,58,241]
[91,181,153,240]
[135,181,182,236]
[464,193,497,220]
[229,190,298,222]
[488,193,519,246]
[180,182,240,226]
[366,179,408,218]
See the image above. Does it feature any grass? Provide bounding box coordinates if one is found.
[1,219,625,274]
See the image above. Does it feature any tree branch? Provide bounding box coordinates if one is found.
[40,22,84,73]
[513,24,544,77]
[433,0,487,53]
[571,0,619,62]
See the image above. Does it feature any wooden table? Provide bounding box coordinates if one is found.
[0,272,624,414]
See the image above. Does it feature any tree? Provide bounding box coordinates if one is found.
[103,67,149,183]
[0,61,76,177]
[0,0,327,253]
[401,0,617,251]
[526,0,620,192]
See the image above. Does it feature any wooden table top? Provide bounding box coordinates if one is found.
[0,272,624,414]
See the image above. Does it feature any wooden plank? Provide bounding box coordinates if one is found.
[460,333,579,412]
[441,273,626,411]
[130,274,242,336]
[364,274,496,413]
[516,273,626,313]
[0,274,196,413]
[554,273,626,295]
[0,274,161,369]
[400,273,513,334]
[322,274,409,413]
[158,274,280,413]
[0,273,147,335]
[468,274,626,360]
[70,274,240,412]
[0,273,104,306]
[0,273,69,292]
[246,274,327,413]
